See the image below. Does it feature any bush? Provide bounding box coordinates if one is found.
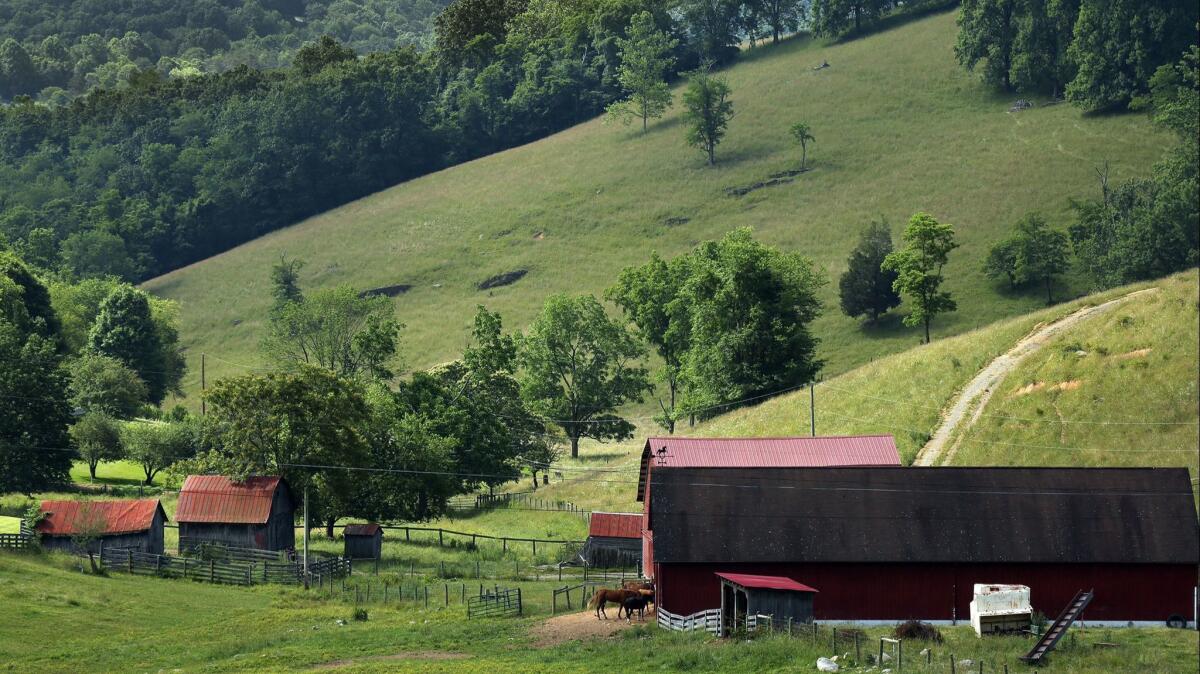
[353,608,369,622]
[893,620,943,642]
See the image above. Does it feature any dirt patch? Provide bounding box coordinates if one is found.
[529,609,652,648]
[1010,382,1046,397]
[1114,348,1153,360]
[478,270,528,290]
[312,651,470,670]
[724,168,810,197]
[533,231,545,240]
[359,284,412,298]
[1053,379,1081,391]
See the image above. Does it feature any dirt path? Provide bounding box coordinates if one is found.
[529,609,653,647]
[913,288,1157,467]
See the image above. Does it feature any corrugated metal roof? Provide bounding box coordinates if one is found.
[175,475,284,524]
[37,499,164,536]
[716,572,818,593]
[344,524,383,537]
[652,467,1200,564]
[589,512,642,539]
[638,435,901,500]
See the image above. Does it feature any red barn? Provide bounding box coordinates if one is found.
[36,499,167,555]
[651,466,1199,625]
[176,475,295,552]
[581,512,643,568]
[637,436,901,579]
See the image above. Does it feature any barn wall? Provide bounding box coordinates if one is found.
[41,532,151,554]
[583,536,641,567]
[267,487,295,551]
[659,562,1197,622]
[746,588,815,624]
[148,511,165,555]
[345,535,382,559]
[180,522,268,550]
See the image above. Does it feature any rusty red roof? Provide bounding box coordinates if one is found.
[344,524,383,537]
[716,572,818,593]
[37,499,165,536]
[638,435,901,500]
[175,475,286,524]
[589,512,642,539]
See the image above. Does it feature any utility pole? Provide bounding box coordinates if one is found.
[809,381,816,437]
[200,353,206,416]
[303,485,309,584]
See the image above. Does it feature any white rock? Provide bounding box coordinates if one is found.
[882,669,893,674]
[881,652,892,662]
[816,657,840,672]
[958,659,975,668]
[919,648,930,656]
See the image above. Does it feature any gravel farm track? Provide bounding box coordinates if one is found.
[913,288,1160,466]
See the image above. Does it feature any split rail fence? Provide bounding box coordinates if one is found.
[97,545,349,587]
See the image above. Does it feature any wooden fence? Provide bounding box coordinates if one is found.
[379,524,584,557]
[551,582,604,613]
[657,607,722,634]
[452,492,591,519]
[0,533,32,551]
[467,587,522,619]
[98,547,348,587]
[178,538,291,564]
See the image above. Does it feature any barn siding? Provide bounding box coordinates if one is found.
[345,534,382,559]
[658,562,1197,622]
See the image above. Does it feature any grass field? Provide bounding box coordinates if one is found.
[2,551,1196,673]
[68,460,163,488]
[143,9,1171,410]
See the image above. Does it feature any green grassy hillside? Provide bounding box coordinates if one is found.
[144,10,1171,405]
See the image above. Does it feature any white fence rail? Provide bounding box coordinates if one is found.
[657,607,721,634]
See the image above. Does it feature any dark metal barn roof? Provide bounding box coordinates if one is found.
[37,499,165,536]
[651,467,1199,565]
[176,475,286,524]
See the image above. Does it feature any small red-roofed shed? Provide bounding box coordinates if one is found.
[717,572,818,633]
[581,512,643,568]
[36,499,167,555]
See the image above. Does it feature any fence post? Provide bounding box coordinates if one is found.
[444,584,449,607]
[182,557,188,578]
[128,549,133,574]
[438,529,444,547]
[502,538,507,553]
[461,583,465,604]
[155,554,161,576]
[532,540,537,557]
[832,627,837,653]
[476,561,480,578]
[210,559,215,583]
[517,588,522,616]
[558,566,562,582]
[951,654,956,674]
[424,586,429,609]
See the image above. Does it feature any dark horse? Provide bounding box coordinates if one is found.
[621,590,655,622]
[589,588,639,620]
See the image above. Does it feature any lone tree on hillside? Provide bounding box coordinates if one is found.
[883,212,959,343]
[790,122,815,170]
[682,65,734,165]
[839,219,901,322]
[519,294,650,458]
[985,213,1070,304]
[607,11,678,133]
[70,412,124,481]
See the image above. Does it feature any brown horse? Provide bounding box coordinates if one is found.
[622,591,655,622]
[588,588,639,620]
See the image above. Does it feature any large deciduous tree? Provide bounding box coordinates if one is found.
[680,228,825,416]
[606,11,678,133]
[682,65,734,165]
[121,420,195,485]
[88,286,170,404]
[812,0,890,37]
[70,412,124,481]
[68,353,147,419]
[839,219,900,322]
[985,213,1070,303]
[608,252,692,432]
[883,212,959,343]
[519,294,649,458]
[762,0,806,44]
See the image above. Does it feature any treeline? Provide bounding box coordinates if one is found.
[956,0,1198,110]
[0,0,450,101]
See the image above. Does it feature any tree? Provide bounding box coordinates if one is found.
[197,366,371,536]
[839,219,900,322]
[121,420,194,485]
[883,213,958,343]
[69,412,124,481]
[270,255,305,313]
[59,230,141,281]
[762,0,805,44]
[680,228,825,415]
[68,353,147,419]
[812,0,890,37]
[987,214,1070,303]
[682,65,734,165]
[790,121,814,170]
[0,38,39,99]
[608,252,692,432]
[293,36,356,77]
[262,285,402,381]
[678,0,741,64]
[68,502,107,572]
[606,12,678,133]
[955,0,1020,91]
[519,294,650,458]
[88,286,169,404]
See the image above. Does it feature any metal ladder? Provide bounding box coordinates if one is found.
[1020,589,1094,664]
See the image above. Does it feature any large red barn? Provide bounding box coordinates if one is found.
[650,466,1199,624]
[637,436,902,579]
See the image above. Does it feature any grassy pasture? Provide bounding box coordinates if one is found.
[144,10,1171,411]
[1,551,1196,673]
[68,460,164,488]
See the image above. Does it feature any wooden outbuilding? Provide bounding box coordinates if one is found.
[176,475,295,552]
[718,573,817,634]
[580,512,643,568]
[36,499,166,555]
[343,524,383,559]
[651,466,1200,625]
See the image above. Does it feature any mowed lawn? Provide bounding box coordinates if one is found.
[2,551,1196,673]
[144,9,1171,409]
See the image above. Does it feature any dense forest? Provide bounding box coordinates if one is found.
[0,0,1194,285]
[0,0,450,101]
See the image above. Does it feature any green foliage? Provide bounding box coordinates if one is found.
[883,212,958,343]
[839,219,900,322]
[812,0,892,37]
[59,230,142,282]
[760,0,808,44]
[608,252,692,432]
[0,320,72,494]
[985,213,1070,303]
[262,284,403,381]
[519,294,649,457]
[682,65,734,165]
[270,256,305,314]
[88,286,171,404]
[120,420,195,486]
[678,0,741,64]
[293,36,357,76]
[69,412,125,481]
[789,121,814,169]
[0,250,60,342]
[606,11,678,133]
[67,353,148,419]
[679,228,825,416]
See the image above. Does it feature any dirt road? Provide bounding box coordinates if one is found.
[913,288,1157,467]
[529,609,653,647]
